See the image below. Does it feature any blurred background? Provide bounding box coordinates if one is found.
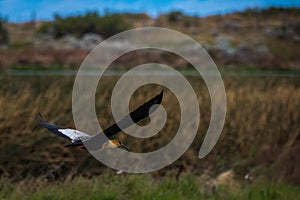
[0,0,299,199]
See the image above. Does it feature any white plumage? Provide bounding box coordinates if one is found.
[58,129,90,142]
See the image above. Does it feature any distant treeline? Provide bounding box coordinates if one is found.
[37,6,300,39]
[38,12,134,38]
[238,6,300,16]
[38,10,197,38]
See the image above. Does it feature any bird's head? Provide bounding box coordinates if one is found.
[109,139,129,151]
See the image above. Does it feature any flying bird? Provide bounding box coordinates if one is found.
[38,91,163,151]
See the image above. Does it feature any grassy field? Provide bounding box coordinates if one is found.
[1,174,300,200]
[0,73,299,198]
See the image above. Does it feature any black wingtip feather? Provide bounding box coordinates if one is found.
[101,91,164,138]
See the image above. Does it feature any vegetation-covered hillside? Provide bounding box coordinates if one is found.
[1,7,300,70]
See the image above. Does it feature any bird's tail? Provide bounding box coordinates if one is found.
[37,112,52,129]
[37,113,66,130]
[37,112,47,123]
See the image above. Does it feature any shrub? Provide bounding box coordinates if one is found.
[0,16,8,45]
[167,10,185,23]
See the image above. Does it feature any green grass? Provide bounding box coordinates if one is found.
[1,174,299,200]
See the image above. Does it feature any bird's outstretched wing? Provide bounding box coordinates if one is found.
[38,113,90,142]
[38,91,163,142]
[101,91,163,138]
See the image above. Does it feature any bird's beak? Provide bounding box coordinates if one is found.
[119,144,129,151]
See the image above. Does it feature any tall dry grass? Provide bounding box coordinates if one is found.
[0,75,299,184]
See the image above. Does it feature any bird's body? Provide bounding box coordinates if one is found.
[38,91,163,151]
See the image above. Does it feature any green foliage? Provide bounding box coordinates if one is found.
[240,183,300,200]
[0,16,8,45]
[1,175,299,200]
[38,12,132,39]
